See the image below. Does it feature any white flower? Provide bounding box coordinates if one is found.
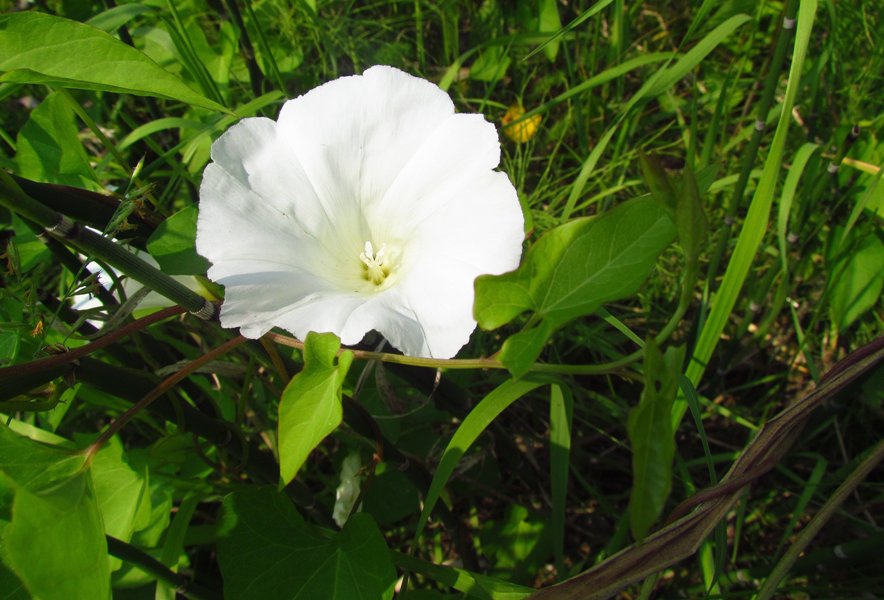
[196,66,523,358]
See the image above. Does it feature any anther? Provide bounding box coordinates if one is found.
[359,241,389,285]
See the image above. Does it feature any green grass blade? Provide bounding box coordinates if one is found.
[523,0,614,61]
[523,53,672,124]
[412,378,546,544]
[644,14,752,98]
[563,14,751,219]
[549,383,573,580]
[777,143,820,276]
[755,440,884,600]
[676,0,818,428]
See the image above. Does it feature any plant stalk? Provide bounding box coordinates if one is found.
[705,0,798,286]
[0,171,215,318]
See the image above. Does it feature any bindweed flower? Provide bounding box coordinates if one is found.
[197,66,524,358]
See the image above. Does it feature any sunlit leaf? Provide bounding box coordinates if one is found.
[475,196,676,376]
[14,91,98,189]
[537,0,562,60]
[480,504,550,583]
[394,553,533,599]
[0,12,228,112]
[147,205,210,276]
[278,332,354,485]
[0,426,109,600]
[88,437,148,569]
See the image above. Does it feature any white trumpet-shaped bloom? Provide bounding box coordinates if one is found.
[196,66,524,358]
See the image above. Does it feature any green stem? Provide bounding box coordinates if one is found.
[22,218,119,308]
[223,0,265,96]
[796,125,862,236]
[0,171,214,318]
[0,305,185,383]
[105,535,221,600]
[267,332,641,377]
[271,275,696,377]
[705,0,798,286]
[87,335,247,457]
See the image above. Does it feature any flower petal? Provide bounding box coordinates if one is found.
[411,170,524,275]
[217,262,329,339]
[276,66,455,215]
[366,112,504,240]
[392,257,482,358]
[198,66,525,359]
[197,163,330,272]
[205,116,348,244]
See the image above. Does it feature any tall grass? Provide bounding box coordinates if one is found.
[0,1,881,598]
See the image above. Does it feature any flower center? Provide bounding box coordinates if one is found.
[359,241,390,286]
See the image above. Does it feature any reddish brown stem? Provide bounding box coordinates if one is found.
[0,305,185,382]
[86,334,247,459]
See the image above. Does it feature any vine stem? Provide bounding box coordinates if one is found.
[106,535,221,600]
[0,170,214,317]
[265,332,640,377]
[704,0,799,286]
[0,305,185,382]
[85,335,247,460]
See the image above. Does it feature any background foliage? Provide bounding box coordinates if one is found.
[0,0,882,598]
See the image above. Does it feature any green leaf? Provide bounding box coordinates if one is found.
[470,46,510,82]
[537,0,562,61]
[480,504,550,583]
[7,477,110,600]
[498,321,555,377]
[828,232,884,331]
[146,205,210,275]
[394,552,533,599]
[362,462,421,526]
[475,197,676,376]
[0,423,85,492]
[638,153,677,210]
[14,91,98,189]
[414,378,546,543]
[0,12,228,112]
[217,487,396,600]
[674,162,708,267]
[0,426,110,600]
[679,0,818,428]
[85,4,155,33]
[638,154,707,266]
[88,437,148,566]
[627,342,683,541]
[278,332,354,485]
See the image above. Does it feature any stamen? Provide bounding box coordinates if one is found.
[359,241,389,285]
